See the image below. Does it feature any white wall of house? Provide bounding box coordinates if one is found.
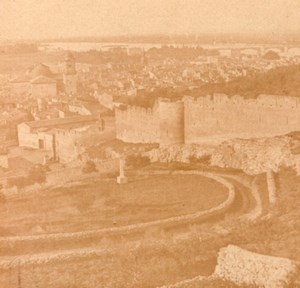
[17,123,54,153]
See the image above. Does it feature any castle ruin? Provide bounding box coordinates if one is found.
[115,94,300,146]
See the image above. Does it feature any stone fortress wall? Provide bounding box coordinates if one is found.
[115,94,300,145]
[115,104,160,143]
[159,100,184,146]
[184,94,300,143]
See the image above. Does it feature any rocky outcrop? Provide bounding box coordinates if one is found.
[146,144,213,163]
[145,136,296,176]
[158,245,300,288]
[214,245,299,288]
[211,137,294,175]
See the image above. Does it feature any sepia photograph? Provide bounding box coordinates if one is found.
[0,0,300,287]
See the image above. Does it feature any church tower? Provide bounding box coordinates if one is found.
[63,52,77,95]
[141,49,148,67]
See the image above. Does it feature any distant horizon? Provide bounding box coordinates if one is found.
[3,32,300,44]
[1,0,300,41]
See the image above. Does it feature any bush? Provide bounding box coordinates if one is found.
[168,161,192,170]
[6,166,47,192]
[0,192,6,204]
[189,154,211,165]
[262,50,280,60]
[28,165,47,186]
[7,176,28,191]
[126,155,150,168]
[82,160,98,173]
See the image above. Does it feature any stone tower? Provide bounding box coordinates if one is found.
[141,49,148,67]
[63,52,77,95]
[158,99,185,146]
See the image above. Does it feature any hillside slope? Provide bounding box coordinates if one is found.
[198,64,300,98]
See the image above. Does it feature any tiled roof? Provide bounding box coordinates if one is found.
[29,63,54,79]
[24,115,98,129]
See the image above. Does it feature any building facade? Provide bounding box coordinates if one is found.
[17,115,103,163]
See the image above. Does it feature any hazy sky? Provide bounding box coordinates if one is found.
[1,0,300,39]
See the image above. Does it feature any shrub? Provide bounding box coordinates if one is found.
[126,155,150,168]
[262,50,280,60]
[168,161,192,170]
[7,176,28,192]
[28,165,47,186]
[82,160,98,173]
[189,154,211,165]
[0,192,6,204]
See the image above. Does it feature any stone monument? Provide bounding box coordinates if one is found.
[117,156,128,184]
[266,169,276,205]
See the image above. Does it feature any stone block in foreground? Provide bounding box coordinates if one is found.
[214,245,299,288]
[117,176,128,184]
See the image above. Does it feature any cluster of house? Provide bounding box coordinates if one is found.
[10,52,77,97]
[17,114,103,164]
[2,46,300,171]
[0,53,106,170]
[90,48,300,111]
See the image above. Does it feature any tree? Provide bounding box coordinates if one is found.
[0,184,5,203]
[82,160,98,174]
[28,165,47,186]
[126,155,150,168]
[262,50,280,60]
[7,176,28,192]
[189,154,211,165]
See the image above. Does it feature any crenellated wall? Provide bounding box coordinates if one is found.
[184,94,300,143]
[159,100,184,146]
[115,105,159,143]
[115,94,300,145]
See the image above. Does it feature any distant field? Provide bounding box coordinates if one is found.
[0,174,227,236]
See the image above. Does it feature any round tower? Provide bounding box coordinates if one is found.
[158,99,185,146]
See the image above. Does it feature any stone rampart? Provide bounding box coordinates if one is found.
[159,100,185,146]
[115,105,159,143]
[185,94,300,143]
[116,94,300,145]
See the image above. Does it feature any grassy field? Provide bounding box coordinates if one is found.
[0,174,227,236]
[1,169,299,288]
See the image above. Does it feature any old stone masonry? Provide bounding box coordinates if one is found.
[115,94,300,146]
